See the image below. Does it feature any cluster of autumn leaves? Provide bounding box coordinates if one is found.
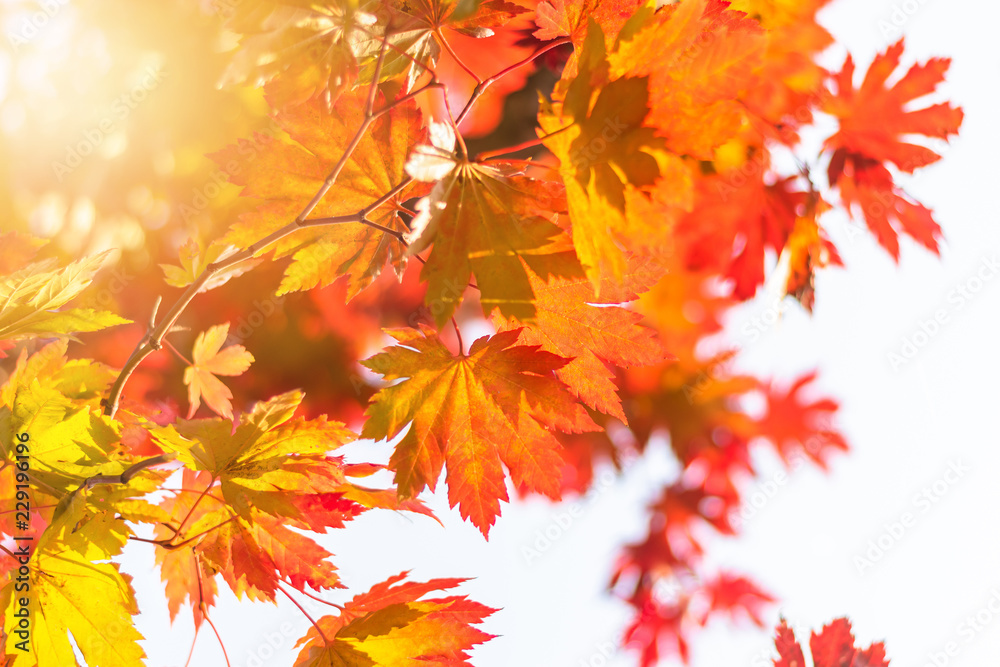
[0,0,962,664]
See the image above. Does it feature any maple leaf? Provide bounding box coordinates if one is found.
[780,212,842,312]
[0,251,130,345]
[0,379,125,510]
[183,322,255,420]
[491,258,665,421]
[534,0,641,46]
[637,263,735,357]
[774,617,889,667]
[773,618,806,667]
[700,573,774,626]
[157,544,218,630]
[674,169,806,300]
[152,473,352,603]
[197,507,345,600]
[823,38,963,259]
[160,238,261,293]
[539,18,673,287]
[293,572,496,667]
[824,38,963,174]
[608,0,767,158]
[0,340,116,410]
[1,550,145,666]
[731,0,833,144]
[831,156,943,260]
[155,470,219,629]
[361,326,597,536]
[214,88,425,301]
[759,371,848,470]
[151,390,359,524]
[0,464,168,665]
[625,356,759,465]
[220,1,379,109]
[405,123,582,324]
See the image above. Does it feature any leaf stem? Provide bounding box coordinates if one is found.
[163,338,193,366]
[476,124,573,161]
[166,515,237,551]
[435,28,482,84]
[168,482,215,540]
[183,625,200,667]
[452,317,464,356]
[287,582,345,611]
[203,612,231,667]
[278,582,331,645]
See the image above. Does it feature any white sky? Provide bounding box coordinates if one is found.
[128,1,1000,665]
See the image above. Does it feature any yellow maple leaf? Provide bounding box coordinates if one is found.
[183,322,255,420]
[0,251,130,344]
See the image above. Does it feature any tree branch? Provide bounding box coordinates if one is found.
[72,453,177,492]
[457,37,571,127]
[102,82,441,419]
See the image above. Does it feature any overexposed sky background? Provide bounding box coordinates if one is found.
[126,1,1000,666]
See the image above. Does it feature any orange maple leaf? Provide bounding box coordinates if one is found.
[183,322,254,420]
[534,0,641,46]
[823,38,963,259]
[293,572,496,666]
[492,259,665,422]
[608,0,767,158]
[361,326,597,536]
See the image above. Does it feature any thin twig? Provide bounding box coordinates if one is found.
[436,85,469,159]
[102,84,440,419]
[365,32,391,116]
[148,296,162,329]
[457,37,571,127]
